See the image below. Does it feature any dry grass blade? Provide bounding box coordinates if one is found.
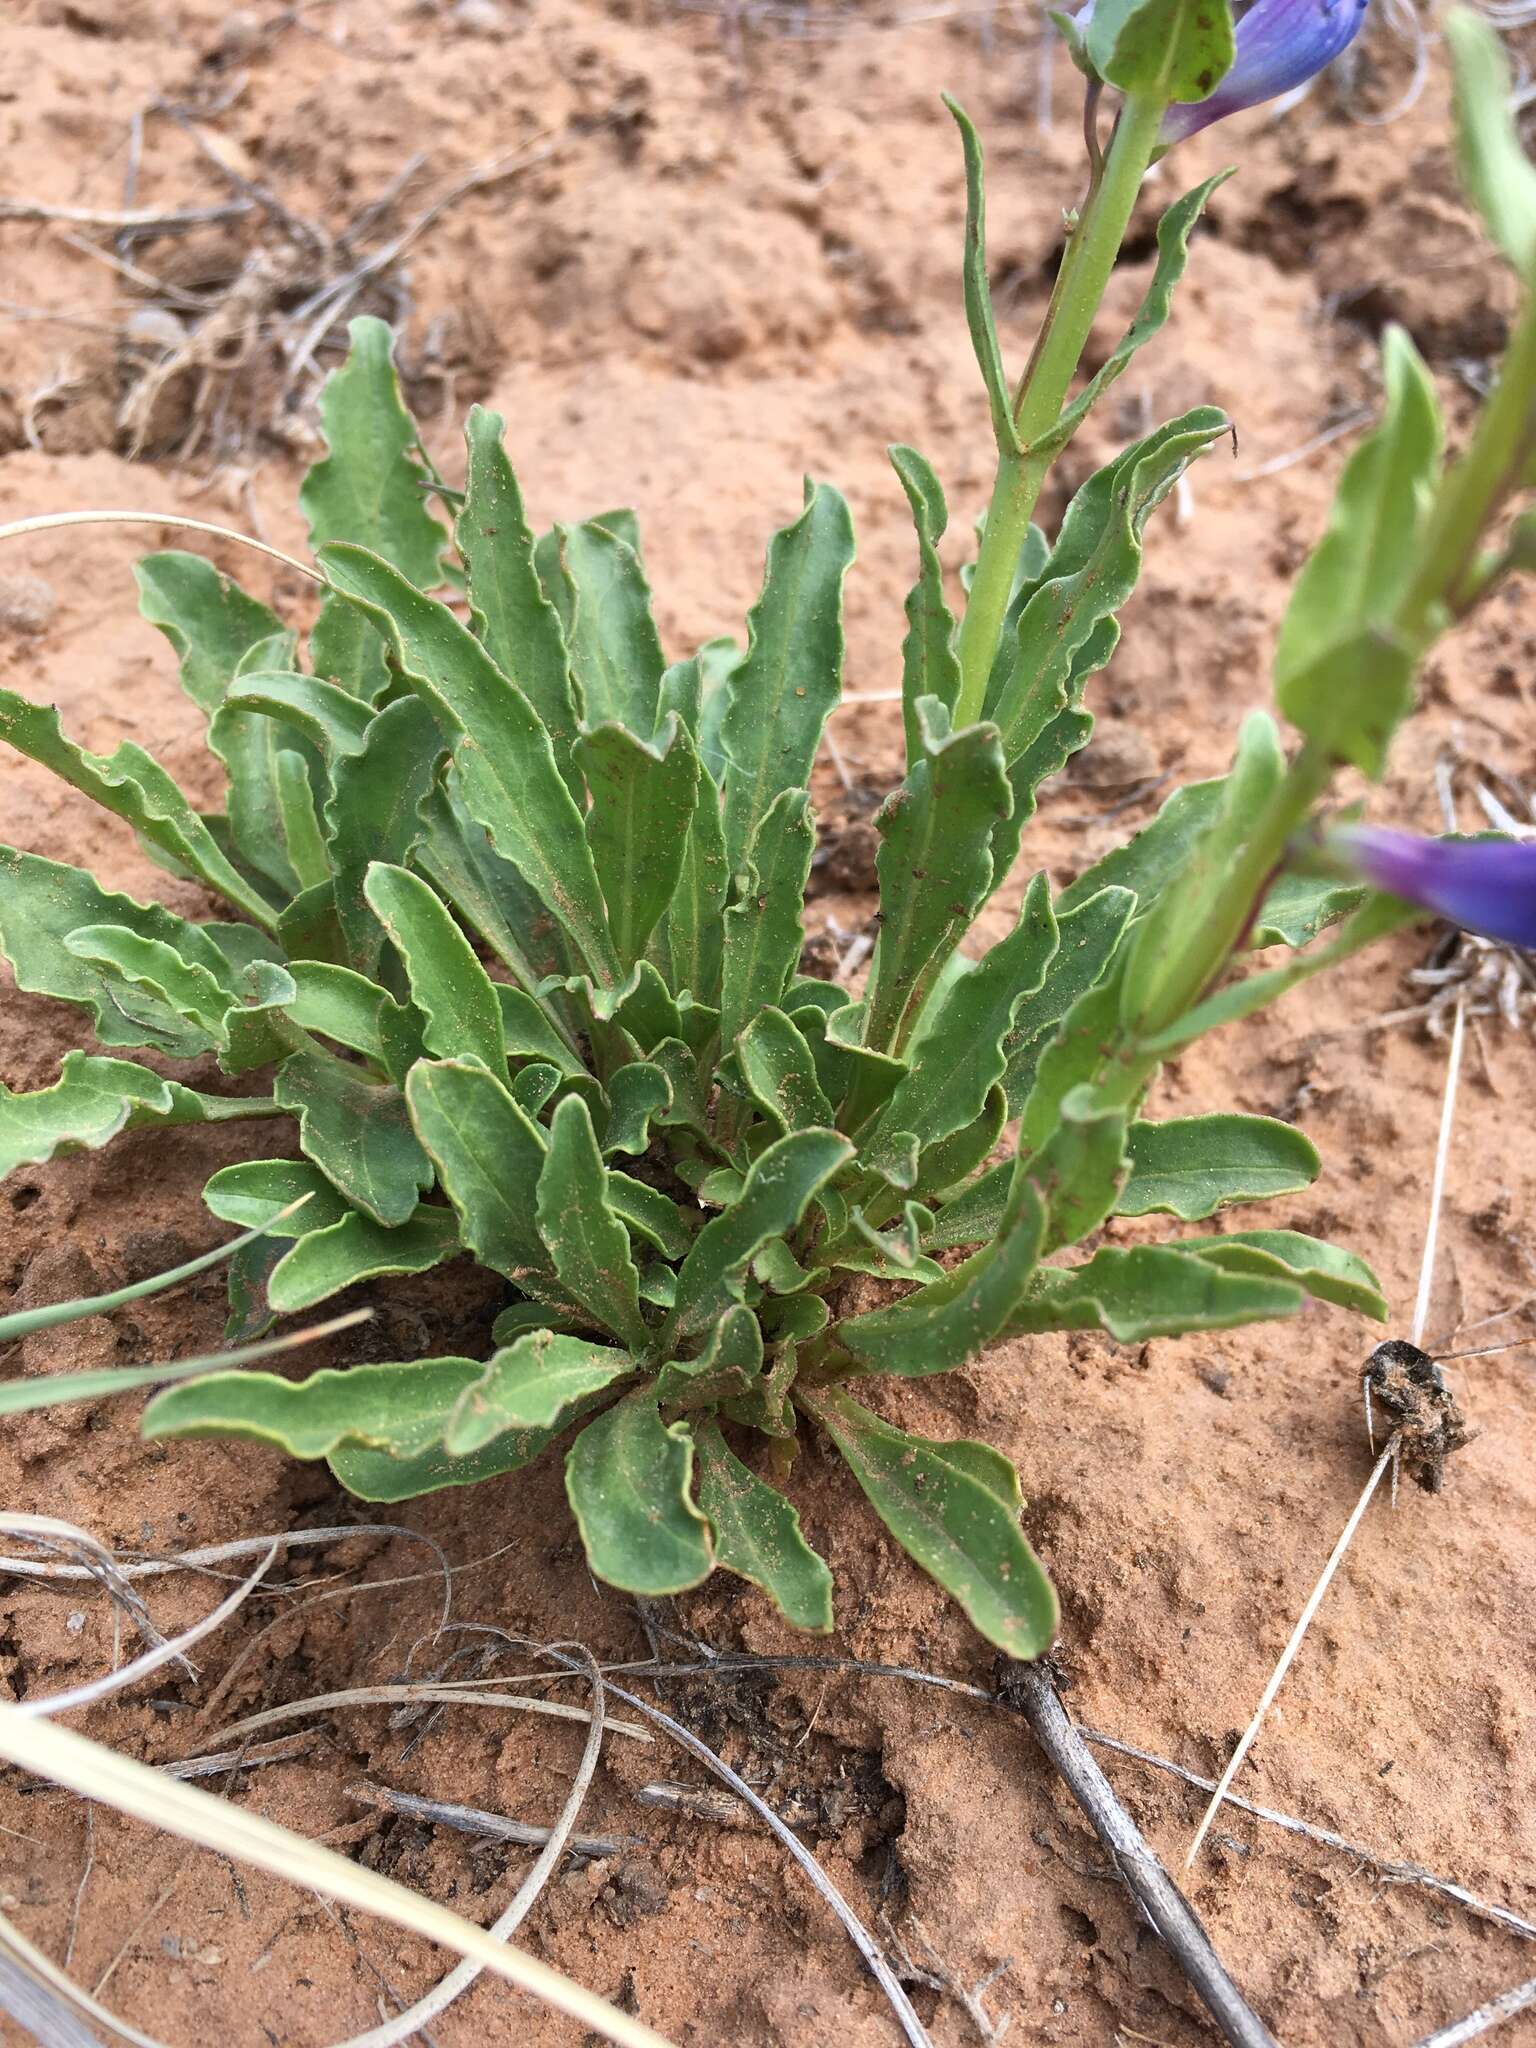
[0,1705,676,2048]
[20,1545,278,1720]
[1184,996,1468,1868]
[347,1779,627,1860]
[0,1947,106,2048]
[0,199,251,231]
[1411,1976,1536,2047]
[0,508,321,583]
[0,1904,166,2048]
[197,1681,652,1749]
[0,1516,175,1671]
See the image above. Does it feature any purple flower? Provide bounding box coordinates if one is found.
[1160,0,1370,143]
[1336,826,1536,949]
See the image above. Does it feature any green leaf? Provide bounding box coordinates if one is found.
[1002,886,1136,1115]
[693,1418,834,1633]
[602,1062,671,1156]
[1084,0,1234,101]
[577,715,698,968]
[838,1170,1046,1376]
[1275,327,1440,776]
[363,861,506,1074]
[1037,173,1233,461]
[923,1159,1013,1251]
[1117,1113,1320,1220]
[1447,8,1536,278]
[536,1095,650,1350]
[325,693,446,977]
[0,692,278,928]
[655,746,728,1005]
[458,407,582,786]
[284,960,394,1060]
[891,446,963,765]
[135,551,287,716]
[0,847,236,1056]
[1056,779,1223,918]
[737,1008,834,1132]
[539,519,665,738]
[720,788,815,1048]
[863,701,1012,1056]
[720,482,856,869]
[941,99,1022,458]
[496,984,587,1079]
[205,1157,350,1232]
[63,924,232,1037]
[301,316,447,700]
[800,1386,1056,1659]
[655,1302,763,1407]
[445,1331,636,1451]
[330,1426,565,1501]
[275,1047,432,1227]
[565,1392,714,1595]
[275,749,330,890]
[0,1315,363,1419]
[914,1082,1005,1202]
[418,773,575,1002]
[144,1355,482,1458]
[1003,1243,1304,1341]
[1175,1230,1388,1319]
[867,872,1058,1174]
[609,1171,694,1261]
[265,1206,459,1313]
[0,1053,268,1188]
[318,543,621,985]
[992,412,1231,769]
[226,670,373,763]
[665,1128,853,1347]
[405,1057,562,1296]
[1028,1084,1129,1252]
[1251,868,1367,949]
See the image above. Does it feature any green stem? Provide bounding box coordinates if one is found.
[952,91,1167,727]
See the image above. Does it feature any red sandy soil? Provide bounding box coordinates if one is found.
[0,2,1533,2043]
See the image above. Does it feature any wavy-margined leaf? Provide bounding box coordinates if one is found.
[720,789,815,1049]
[1002,1243,1304,1341]
[795,1001,907,1131]
[458,406,581,786]
[1448,9,1536,278]
[576,715,699,968]
[445,1331,636,1451]
[0,1052,274,1180]
[608,1171,693,1261]
[565,1392,714,1595]
[330,1426,567,1501]
[1117,1114,1320,1220]
[225,670,373,763]
[655,746,728,1005]
[1056,779,1223,919]
[1084,0,1234,99]
[665,1128,853,1348]
[267,1207,457,1313]
[417,775,575,1005]
[1250,869,1368,949]
[0,692,278,928]
[404,1058,561,1296]
[63,924,233,1038]
[325,695,446,978]
[693,1418,834,1633]
[538,518,665,738]
[941,99,1021,458]
[363,862,505,1075]
[913,1081,1005,1202]
[799,1386,1056,1658]
[135,553,302,897]
[1034,173,1233,462]
[144,1355,482,1458]
[284,960,396,1061]
[319,543,621,986]
[1118,712,1285,1036]
[275,749,330,889]
[301,315,447,700]
[495,986,587,1080]
[865,872,1058,1179]
[602,1063,671,1158]
[990,412,1230,769]
[839,1170,1045,1376]
[736,1008,833,1132]
[0,848,238,1057]
[720,482,855,868]
[655,1302,763,1407]
[1174,1230,1387,1319]
[1275,329,1439,776]
[275,1048,432,1228]
[891,446,962,766]
[1028,1084,1129,1252]
[863,700,1012,1056]
[535,1096,649,1350]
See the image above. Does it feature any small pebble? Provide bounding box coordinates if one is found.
[123,306,188,354]
[452,0,507,26]
[66,1612,85,1636]
[0,573,56,637]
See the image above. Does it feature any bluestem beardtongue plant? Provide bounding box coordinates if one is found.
[1330,829,1536,952]
[0,5,1532,1657]
[1158,0,1371,143]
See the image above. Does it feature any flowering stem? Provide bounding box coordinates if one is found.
[953,90,1167,728]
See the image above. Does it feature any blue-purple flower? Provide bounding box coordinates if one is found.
[1160,0,1370,143]
[1335,826,1536,950]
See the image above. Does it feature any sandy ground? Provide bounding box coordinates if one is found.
[0,1,1534,2043]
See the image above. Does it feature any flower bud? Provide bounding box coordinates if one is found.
[1334,825,1536,949]
[1160,0,1369,143]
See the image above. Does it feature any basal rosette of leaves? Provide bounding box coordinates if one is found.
[1,3,1531,1656]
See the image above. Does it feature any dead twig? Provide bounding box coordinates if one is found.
[347,1778,628,1861]
[997,1664,1280,2048]
[0,199,252,231]
[1411,1976,1536,2048]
